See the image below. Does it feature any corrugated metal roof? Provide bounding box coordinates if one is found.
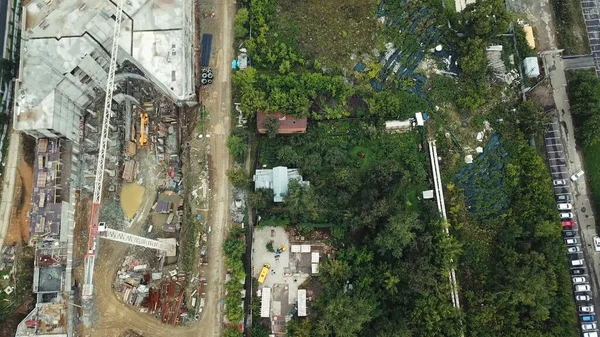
[297,289,307,317]
[261,287,271,318]
[311,263,319,274]
[301,245,311,253]
[311,252,320,263]
[272,166,288,203]
[291,245,301,253]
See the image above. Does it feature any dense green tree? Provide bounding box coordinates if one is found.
[226,168,249,189]
[234,8,249,39]
[284,180,318,223]
[460,0,511,39]
[313,292,377,337]
[223,326,243,337]
[262,116,279,138]
[374,212,418,259]
[227,135,248,163]
[515,101,550,137]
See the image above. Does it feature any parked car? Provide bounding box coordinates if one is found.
[565,238,578,245]
[554,179,568,186]
[558,203,573,210]
[560,212,574,219]
[557,194,571,202]
[574,277,587,284]
[582,323,597,331]
[571,170,585,182]
[577,295,593,301]
[581,306,595,313]
[572,268,586,275]
[583,332,598,337]
[562,219,575,229]
[564,231,576,237]
[581,314,596,322]
[595,237,600,252]
[568,246,581,253]
[572,260,586,268]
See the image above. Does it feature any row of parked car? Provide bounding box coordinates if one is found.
[555,176,599,337]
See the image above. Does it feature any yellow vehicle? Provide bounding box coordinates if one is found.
[139,113,149,146]
[258,263,271,283]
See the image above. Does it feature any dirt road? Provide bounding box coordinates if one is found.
[193,0,236,333]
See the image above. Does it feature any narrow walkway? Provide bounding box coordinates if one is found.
[0,130,21,249]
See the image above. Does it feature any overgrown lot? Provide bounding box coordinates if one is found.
[551,0,590,55]
[275,0,379,68]
[566,69,600,229]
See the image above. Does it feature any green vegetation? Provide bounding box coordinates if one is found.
[233,8,249,40]
[567,70,600,228]
[450,127,578,336]
[232,0,577,335]
[226,168,249,189]
[223,227,246,323]
[227,133,248,164]
[180,216,200,273]
[276,0,379,67]
[265,240,274,252]
[551,0,590,55]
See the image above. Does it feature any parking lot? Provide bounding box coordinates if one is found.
[545,119,600,335]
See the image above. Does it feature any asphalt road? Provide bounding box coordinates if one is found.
[543,51,600,329]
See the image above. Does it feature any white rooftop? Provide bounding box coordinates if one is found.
[253,166,308,203]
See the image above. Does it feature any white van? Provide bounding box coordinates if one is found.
[583,332,598,337]
[572,259,585,267]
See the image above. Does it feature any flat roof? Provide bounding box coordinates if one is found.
[16,0,193,131]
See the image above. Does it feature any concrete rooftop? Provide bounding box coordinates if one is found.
[16,0,194,134]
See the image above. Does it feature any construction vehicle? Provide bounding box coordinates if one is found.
[258,263,271,284]
[275,246,286,254]
[139,113,149,146]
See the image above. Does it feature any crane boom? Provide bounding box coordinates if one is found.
[82,0,125,299]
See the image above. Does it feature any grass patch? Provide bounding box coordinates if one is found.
[583,142,600,228]
[276,0,380,68]
[552,0,591,55]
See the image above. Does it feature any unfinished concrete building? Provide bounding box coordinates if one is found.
[13,0,196,141]
[13,1,196,336]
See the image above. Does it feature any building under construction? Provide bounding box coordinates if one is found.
[12,0,197,336]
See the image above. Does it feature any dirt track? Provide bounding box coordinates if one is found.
[79,0,235,334]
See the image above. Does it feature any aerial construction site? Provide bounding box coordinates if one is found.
[1,0,236,335]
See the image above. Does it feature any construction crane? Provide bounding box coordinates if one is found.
[81,0,126,300]
[81,0,175,300]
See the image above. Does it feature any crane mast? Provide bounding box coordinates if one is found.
[82,0,126,299]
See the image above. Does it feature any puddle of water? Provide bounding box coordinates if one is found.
[120,183,145,219]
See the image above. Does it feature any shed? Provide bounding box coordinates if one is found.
[261,287,271,318]
[524,57,540,78]
[422,190,434,199]
[298,289,307,317]
[385,120,412,132]
[522,25,536,49]
[257,111,307,134]
[415,112,424,126]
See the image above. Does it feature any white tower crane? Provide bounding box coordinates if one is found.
[81,0,175,300]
